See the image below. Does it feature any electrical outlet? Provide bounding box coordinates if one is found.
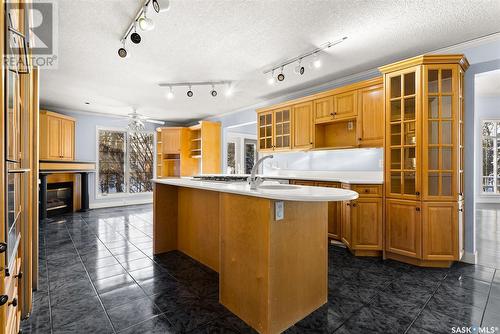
[275,201,284,221]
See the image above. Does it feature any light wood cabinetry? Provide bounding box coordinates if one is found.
[40,110,75,161]
[156,121,221,178]
[257,78,383,152]
[341,199,352,248]
[292,102,313,149]
[380,54,468,267]
[357,84,384,147]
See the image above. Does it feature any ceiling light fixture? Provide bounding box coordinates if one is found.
[267,70,275,85]
[263,36,347,83]
[166,86,174,100]
[130,22,141,44]
[152,0,170,13]
[159,81,232,99]
[210,85,218,97]
[118,40,128,58]
[224,83,233,97]
[138,5,155,31]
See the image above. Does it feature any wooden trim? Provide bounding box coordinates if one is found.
[39,162,96,171]
[379,54,469,74]
[0,1,6,330]
[385,251,453,268]
[256,77,383,114]
[39,109,76,121]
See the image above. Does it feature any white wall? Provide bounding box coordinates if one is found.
[474,95,500,204]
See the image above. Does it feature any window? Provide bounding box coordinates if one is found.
[98,129,154,196]
[482,121,500,194]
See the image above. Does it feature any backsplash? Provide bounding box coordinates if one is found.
[262,148,383,172]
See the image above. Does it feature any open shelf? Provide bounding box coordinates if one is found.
[314,120,357,149]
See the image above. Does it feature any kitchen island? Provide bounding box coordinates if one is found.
[153,178,358,334]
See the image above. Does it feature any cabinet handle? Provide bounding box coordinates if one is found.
[459,192,463,196]
[346,203,350,206]
[416,207,421,212]
[330,113,334,116]
[14,272,23,280]
[0,295,8,306]
[352,203,357,207]
[0,242,6,253]
[358,138,362,141]
[415,192,420,196]
[364,189,370,193]
[459,208,463,212]
[8,298,17,307]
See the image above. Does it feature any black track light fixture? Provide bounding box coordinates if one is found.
[210,85,218,97]
[187,86,194,97]
[130,22,141,44]
[277,67,285,82]
[152,0,160,13]
[118,40,128,58]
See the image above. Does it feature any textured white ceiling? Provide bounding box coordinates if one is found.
[476,69,500,97]
[40,0,500,122]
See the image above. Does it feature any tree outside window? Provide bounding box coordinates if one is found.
[482,121,500,194]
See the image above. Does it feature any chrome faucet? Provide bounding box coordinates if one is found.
[248,155,274,190]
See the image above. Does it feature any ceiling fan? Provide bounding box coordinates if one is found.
[127,109,165,127]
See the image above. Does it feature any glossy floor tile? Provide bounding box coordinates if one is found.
[22,204,500,334]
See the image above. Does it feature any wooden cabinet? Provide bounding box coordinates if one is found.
[257,108,291,152]
[357,84,384,147]
[258,111,274,151]
[341,199,352,248]
[292,102,313,149]
[161,128,182,154]
[334,91,358,120]
[314,96,334,123]
[380,53,468,267]
[351,197,383,251]
[40,110,75,161]
[317,181,342,240]
[385,198,421,259]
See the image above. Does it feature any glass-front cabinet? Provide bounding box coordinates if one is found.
[386,66,421,200]
[257,108,291,152]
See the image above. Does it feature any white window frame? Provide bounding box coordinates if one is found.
[481,120,500,196]
[96,126,156,198]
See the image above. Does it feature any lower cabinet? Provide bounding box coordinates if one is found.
[385,199,421,259]
[351,197,383,251]
[341,200,352,248]
[422,202,458,261]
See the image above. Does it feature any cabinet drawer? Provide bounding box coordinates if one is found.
[291,180,316,186]
[315,181,341,188]
[351,184,382,197]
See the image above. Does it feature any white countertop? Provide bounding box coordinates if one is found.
[153,178,358,202]
[198,171,384,184]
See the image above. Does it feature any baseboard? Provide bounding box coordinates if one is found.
[460,251,477,264]
[90,198,152,209]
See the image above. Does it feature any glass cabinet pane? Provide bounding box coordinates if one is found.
[441,70,452,93]
[283,110,289,121]
[442,96,452,118]
[428,70,438,93]
[428,148,439,170]
[441,121,452,144]
[428,97,438,118]
[266,125,272,136]
[428,173,439,195]
[391,124,401,145]
[391,100,401,122]
[391,172,401,194]
[283,123,289,135]
[442,147,452,170]
[404,123,416,145]
[391,76,401,98]
[276,124,282,136]
[265,114,271,123]
[403,172,416,194]
[391,149,401,169]
[404,72,415,95]
[404,148,416,169]
[429,121,439,144]
[442,172,452,196]
[404,97,415,120]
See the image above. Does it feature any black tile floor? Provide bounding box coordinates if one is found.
[22,204,500,334]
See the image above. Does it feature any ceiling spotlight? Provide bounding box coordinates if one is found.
[267,70,276,85]
[138,5,155,31]
[166,86,174,100]
[224,84,233,97]
[310,52,321,69]
[294,59,305,75]
[187,86,194,97]
[152,0,160,13]
[152,0,170,13]
[130,22,141,44]
[118,40,128,58]
[210,85,218,97]
[277,67,285,82]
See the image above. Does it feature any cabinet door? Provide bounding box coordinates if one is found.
[422,202,458,261]
[422,65,459,201]
[314,96,334,123]
[274,108,291,151]
[341,200,352,248]
[385,199,421,259]
[351,198,383,250]
[358,84,384,147]
[162,129,181,154]
[292,102,313,149]
[47,117,62,159]
[60,119,75,160]
[333,91,357,120]
[317,182,342,240]
[385,67,421,200]
[258,111,274,151]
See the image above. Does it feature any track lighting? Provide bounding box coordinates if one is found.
[210,85,218,97]
[118,40,128,58]
[130,22,141,44]
[152,0,170,13]
[138,5,155,31]
[277,67,285,82]
[263,36,347,83]
[294,59,305,75]
[166,86,174,100]
[159,81,232,99]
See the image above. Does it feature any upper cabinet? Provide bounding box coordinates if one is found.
[256,78,384,152]
[40,110,75,161]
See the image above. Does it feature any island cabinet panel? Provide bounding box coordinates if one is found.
[351,198,383,250]
[153,184,178,253]
[314,96,334,123]
[292,102,313,149]
[220,193,328,334]
[422,202,458,261]
[385,199,421,259]
[177,188,220,271]
[357,84,384,147]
